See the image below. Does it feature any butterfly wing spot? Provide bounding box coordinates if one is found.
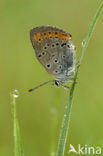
[54,59,58,63]
[67,44,70,48]
[42,52,46,55]
[51,54,55,58]
[62,55,66,58]
[38,38,41,41]
[37,52,46,58]
[47,43,50,46]
[33,35,37,41]
[59,65,62,69]
[54,70,59,74]
[55,32,58,34]
[46,64,51,69]
[44,46,47,49]
[56,43,59,46]
[52,44,55,47]
[38,54,42,58]
[61,43,66,47]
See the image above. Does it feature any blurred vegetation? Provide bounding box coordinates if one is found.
[0,0,103,156]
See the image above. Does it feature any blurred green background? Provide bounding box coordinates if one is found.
[0,0,103,155]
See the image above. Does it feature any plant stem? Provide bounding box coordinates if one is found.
[10,89,24,156]
[56,2,103,156]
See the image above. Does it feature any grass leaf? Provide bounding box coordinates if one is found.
[10,89,24,156]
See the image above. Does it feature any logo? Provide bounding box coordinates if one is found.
[68,144,102,155]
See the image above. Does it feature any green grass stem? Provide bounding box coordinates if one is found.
[10,89,24,156]
[56,2,103,156]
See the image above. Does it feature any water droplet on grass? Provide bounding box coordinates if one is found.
[13,89,19,98]
[81,41,85,47]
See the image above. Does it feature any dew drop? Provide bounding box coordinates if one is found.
[13,89,19,98]
[81,41,85,47]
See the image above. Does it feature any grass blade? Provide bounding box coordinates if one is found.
[56,2,103,156]
[10,89,24,156]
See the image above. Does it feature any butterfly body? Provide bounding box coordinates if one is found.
[30,26,76,85]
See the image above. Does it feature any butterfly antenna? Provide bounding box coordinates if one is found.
[28,80,55,92]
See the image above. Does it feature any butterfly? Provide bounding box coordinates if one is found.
[28,26,76,91]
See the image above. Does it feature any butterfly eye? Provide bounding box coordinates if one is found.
[54,80,59,86]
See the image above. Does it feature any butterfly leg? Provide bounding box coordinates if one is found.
[62,85,70,92]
